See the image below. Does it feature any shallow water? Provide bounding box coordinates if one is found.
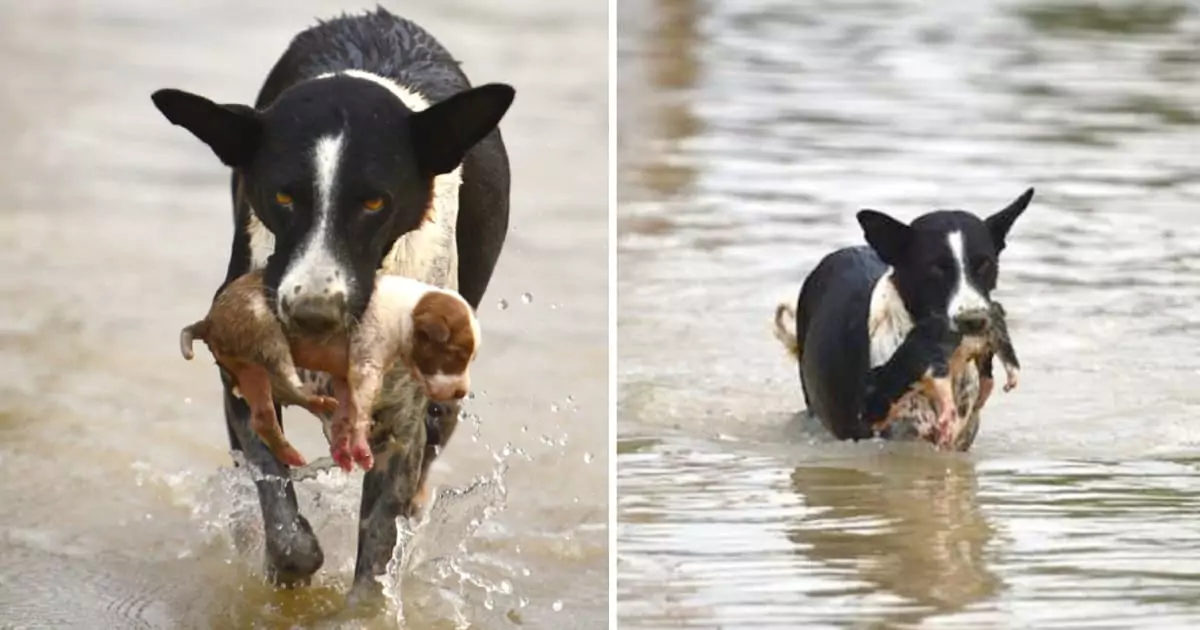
[0,1,607,628]
[618,0,1200,627]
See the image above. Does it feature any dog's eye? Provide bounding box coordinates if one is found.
[363,197,385,212]
[274,192,293,206]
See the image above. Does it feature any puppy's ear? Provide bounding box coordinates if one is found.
[416,317,451,345]
[151,88,262,167]
[410,83,515,175]
[857,210,912,267]
[985,187,1034,253]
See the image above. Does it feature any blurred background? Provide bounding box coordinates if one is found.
[618,0,1200,627]
[0,1,606,628]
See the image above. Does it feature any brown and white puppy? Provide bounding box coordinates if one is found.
[182,272,480,474]
[180,270,339,468]
[332,276,480,472]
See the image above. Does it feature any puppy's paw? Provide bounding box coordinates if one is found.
[306,395,339,415]
[1004,368,1020,392]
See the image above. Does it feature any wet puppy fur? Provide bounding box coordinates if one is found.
[340,277,479,472]
[862,299,1021,442]
[151,8,513,596]
[181,272,481,473]
[775,188,1033,450]
[180,270,337,469]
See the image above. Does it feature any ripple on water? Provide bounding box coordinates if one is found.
[619,0,1200,626]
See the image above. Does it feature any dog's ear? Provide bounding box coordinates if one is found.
[985,187,1034,253]
[857,210,912,266]
[151,89,262,168]
[410,83,515,175]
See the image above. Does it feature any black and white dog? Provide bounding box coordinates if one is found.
[774,189,1033,451]
[151,9,514,600]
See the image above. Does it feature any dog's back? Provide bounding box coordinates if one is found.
[789,245,889,440]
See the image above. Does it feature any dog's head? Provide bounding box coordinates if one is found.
[150,73,514,337]
[408,289,479,401]
[856,188,1033,333]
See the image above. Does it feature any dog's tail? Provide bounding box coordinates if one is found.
[179,319,209,361]
[772,302,801,362]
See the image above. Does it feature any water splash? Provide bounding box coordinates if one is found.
[378,457,517,626]
[520,292,533,304]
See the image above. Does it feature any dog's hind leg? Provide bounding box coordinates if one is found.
[220,368,324,586]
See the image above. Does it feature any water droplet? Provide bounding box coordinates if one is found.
[550,402,560,413]
[499,580,513,594]
[183,397,192,405]
[521,425,528,433]
[520,292,533,304]
[552,600,563,612]
[583,452,594,463]
[566,395,574,403]
[519,597,530,608]
[540,434,555,445]
[497,298,509,310]
[484,597,495,610]
[549,303,560,310]
[522,568,531,577]
[467,391,476,400]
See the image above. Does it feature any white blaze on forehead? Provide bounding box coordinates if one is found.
[277,133,349,311]
[945,230,989,320]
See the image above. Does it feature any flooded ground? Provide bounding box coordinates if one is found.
[618,0,1200,627]
[0,1,607,628]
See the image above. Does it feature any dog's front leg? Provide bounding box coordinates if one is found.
[347,390,428,605]
[220,370,324,586]
[861,314,961,439]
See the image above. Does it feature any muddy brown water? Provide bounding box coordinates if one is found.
[0,1,607,628]
[618,0,1200,628]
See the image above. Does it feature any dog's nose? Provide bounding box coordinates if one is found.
[954,309,990,335]
[282,293,347,334]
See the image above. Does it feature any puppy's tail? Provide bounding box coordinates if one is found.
[772,302,801,362]
[179,320,209,361]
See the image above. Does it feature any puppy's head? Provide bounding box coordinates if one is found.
[857,188,1033,333]
[150,74,514,338]
[409,290,480,401]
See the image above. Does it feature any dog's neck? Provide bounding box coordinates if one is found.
[379,167,461,290]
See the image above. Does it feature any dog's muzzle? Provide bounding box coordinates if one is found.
[954,308,990,335]
[280,292,348,335]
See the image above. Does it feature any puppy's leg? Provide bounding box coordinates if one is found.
[347,382,428,606]
[345,363,386,472]
[327,377,354,472]
[989,300,1021,392]
[236,363,307,468]
[263,353,339,416]
[973,350,997,414]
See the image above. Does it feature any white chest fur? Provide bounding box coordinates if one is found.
[867,270,914,368]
